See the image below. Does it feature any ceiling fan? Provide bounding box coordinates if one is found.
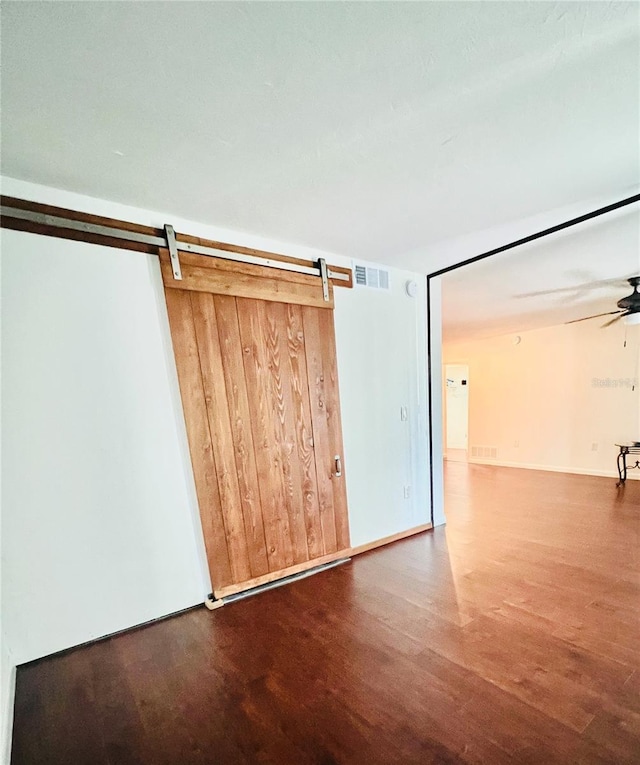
[515,275,634,300]
[566,276,640,327]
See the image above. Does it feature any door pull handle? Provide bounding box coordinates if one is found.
[334,455,342,478]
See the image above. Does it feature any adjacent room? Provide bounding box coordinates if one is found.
[440,207,640,481]
[1,3,639,764]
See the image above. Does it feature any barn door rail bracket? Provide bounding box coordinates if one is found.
[164,224,182,280]
[318,257,329,301]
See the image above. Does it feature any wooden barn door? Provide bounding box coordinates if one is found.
[162,251,350,598]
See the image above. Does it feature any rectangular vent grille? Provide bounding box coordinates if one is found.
[354,264,390,290]
[471,446,498,460]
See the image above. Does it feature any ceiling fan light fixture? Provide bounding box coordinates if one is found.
[624,312,640,326]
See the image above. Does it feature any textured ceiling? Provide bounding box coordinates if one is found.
[1,2,639,266]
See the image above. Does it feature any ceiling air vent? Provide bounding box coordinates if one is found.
[355,265,367,286]
[354,264,390,290]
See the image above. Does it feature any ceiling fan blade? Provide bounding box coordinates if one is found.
[565,310,623,325]
[516,277,636,299]
[601,313,626,328]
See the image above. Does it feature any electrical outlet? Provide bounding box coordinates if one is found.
[403,485,411,499]
[400,406,408,421]
[514,440,519,448]
[591,442,598,452]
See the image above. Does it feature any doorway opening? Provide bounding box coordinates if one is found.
[444,364,469,463]
[426,192,640,527]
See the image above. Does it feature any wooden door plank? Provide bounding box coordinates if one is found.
[163,289,233,590]
[317,309,351,550]
[212,295,271,584]
[162,249,329,287]
[236,298,295,571]
[161,261,334,310]
[266,302,310,565]
[284,305,324,559]
[302,307,339,556]
[190,292,268,582]
[159,237,352,288]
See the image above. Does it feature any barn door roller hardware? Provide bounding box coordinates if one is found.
[0,202,349,300]
[163,224,182,280]
[318,257,329,302]
[206,557,351,608]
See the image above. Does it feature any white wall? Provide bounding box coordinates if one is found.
[405,188,640,275]
[1,177,431,754]
[0,246,13,763]
[2,229,209,666]
[443,320,640,478]
[335,272,430,547]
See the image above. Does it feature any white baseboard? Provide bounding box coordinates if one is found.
[467,458,640,480]
[350,523,433,556]
[1,664,16,765]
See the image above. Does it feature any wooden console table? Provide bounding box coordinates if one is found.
[615,443,640,487]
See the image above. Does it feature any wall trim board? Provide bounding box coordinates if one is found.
[467,458,640,481]
[15,604,203,671]
[0,195,353,288]
[426,192,640,525]
[2,665,16,765]
[349,523,433,556]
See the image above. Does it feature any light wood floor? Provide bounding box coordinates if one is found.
[11,464,640,764]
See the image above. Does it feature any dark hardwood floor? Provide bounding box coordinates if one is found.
[11,464,640,764]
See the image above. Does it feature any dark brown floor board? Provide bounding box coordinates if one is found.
[10,464,640,764]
